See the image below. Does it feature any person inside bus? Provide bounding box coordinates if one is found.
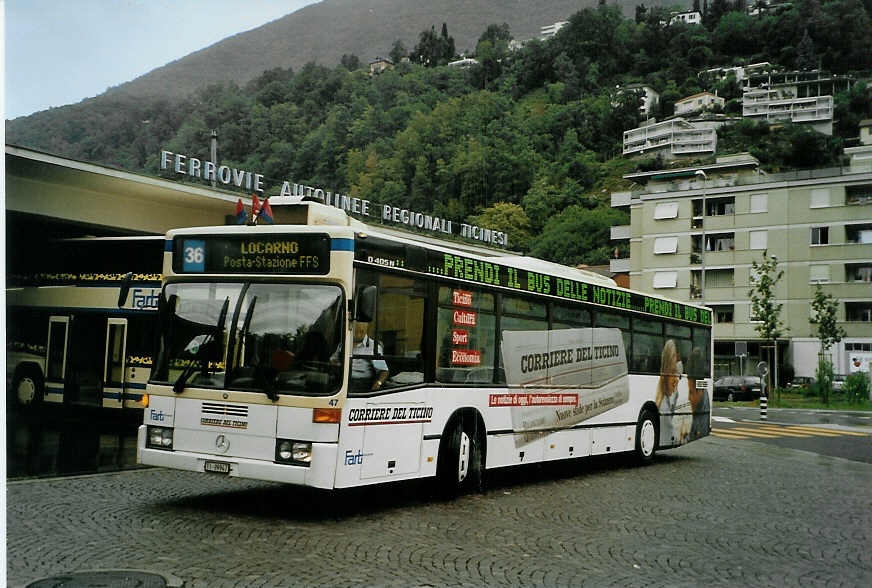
[270,334,296,372]
[351,321,389,392]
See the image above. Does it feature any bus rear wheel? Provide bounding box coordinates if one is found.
[13,367,44,408]
[436,414,483,497]
[634,408,658,464]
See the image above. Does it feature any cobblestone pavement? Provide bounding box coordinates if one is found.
[8,437,872,587]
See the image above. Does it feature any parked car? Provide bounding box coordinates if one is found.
[713,375,763,401]
[789,376,815,390]
[832,374,846,392]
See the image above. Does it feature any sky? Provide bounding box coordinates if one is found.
[3,0,319,120]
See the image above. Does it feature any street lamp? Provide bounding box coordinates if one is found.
[771,253,778,392]
[695,169,707,304]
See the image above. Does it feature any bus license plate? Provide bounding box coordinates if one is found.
[204,460,230,474]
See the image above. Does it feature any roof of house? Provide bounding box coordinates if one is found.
[676,92,722,104]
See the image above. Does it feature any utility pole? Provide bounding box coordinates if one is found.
[695,169,707,304]
[210,130,218,188]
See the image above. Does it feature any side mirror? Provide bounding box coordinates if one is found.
[354,285,377,322]
[117,272,133,308]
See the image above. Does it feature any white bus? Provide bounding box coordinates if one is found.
[6,237,163,410]
[139,202,712,493]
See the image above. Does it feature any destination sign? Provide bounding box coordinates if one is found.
[175,234,330,275]
[354,237,711,326]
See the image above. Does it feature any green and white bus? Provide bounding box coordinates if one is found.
[139,202,712,493]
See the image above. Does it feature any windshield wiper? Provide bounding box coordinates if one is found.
[173,296,230,394]
[226,285,254,374]
[173,334,212,394]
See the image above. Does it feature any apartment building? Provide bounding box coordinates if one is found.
[623,118,717,160]
[702,62,771,86]
[540,21,568,39]
[742,89,834,135]
[610,149,872,382]
[669,11,702,25]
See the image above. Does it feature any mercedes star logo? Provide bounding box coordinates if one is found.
[215,434,230,453]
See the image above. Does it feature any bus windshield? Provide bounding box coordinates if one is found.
[151,281,345,397]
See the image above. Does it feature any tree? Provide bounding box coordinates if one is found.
[635,4,648,23]
[795,28,817,70]
[340,54,361,71]
[748,251,785,394]
[389,40,407,65]
[810,282,845,404]
[467,202,532,251]
[478,23,512,46]
[410,24,455,66]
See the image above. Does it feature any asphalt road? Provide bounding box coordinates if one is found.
[712,405,872,463]
[7,428,872,587]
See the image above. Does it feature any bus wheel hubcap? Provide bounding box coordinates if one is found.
[458,431,470,482]
[18,377,36,405]
[640,420,655,456]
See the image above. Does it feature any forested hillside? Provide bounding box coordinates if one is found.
[8,2,872,265]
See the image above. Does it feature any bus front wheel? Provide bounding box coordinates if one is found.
[13,367,44,408]
[436,413,483,496]
[634,408,658,464]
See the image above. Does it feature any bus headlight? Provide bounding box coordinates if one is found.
[147,426,174,450]
[275,439,311,466]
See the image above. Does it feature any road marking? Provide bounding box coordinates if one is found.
[711,430,751,439]
[712,416,736,423]
[782,425,870,437]
[753,426,812,438]
[723,427,782,438]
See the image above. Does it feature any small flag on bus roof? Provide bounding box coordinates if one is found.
[234,198,247,224]
[251,193,262,217]
[259,198,275,224]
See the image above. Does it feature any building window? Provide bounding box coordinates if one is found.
[749,230,767,250]
[653,236,679,254]
[846,185,872,206]
[706,268,734,288]
[691,269,733,296]
[810,188,830,208]
[845,302,872,322]
[809,264,831,283]
[750,193,768,213]
[749,305,763,323]
[846,342,872,352]
[810,226,829,245]
[691,199,703,228]
[706,197,735,216]
[711,304,734,324]
[845,223,872,244]
[705,232,734,251]
[653,271,678,288]
[654,202,679,219]
[846,263,872,282]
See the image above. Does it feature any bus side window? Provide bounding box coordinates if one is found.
[436,287,496,385]
[374,274,426,389]
[497,295,548,384]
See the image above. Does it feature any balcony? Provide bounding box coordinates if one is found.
[610,225,631,240]
[611,191,632,207]
[610,258,631,273]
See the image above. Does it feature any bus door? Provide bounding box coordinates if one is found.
[44,316,70,404]
[103,318,128,409]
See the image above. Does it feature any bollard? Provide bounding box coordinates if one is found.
[760,395,767,420]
